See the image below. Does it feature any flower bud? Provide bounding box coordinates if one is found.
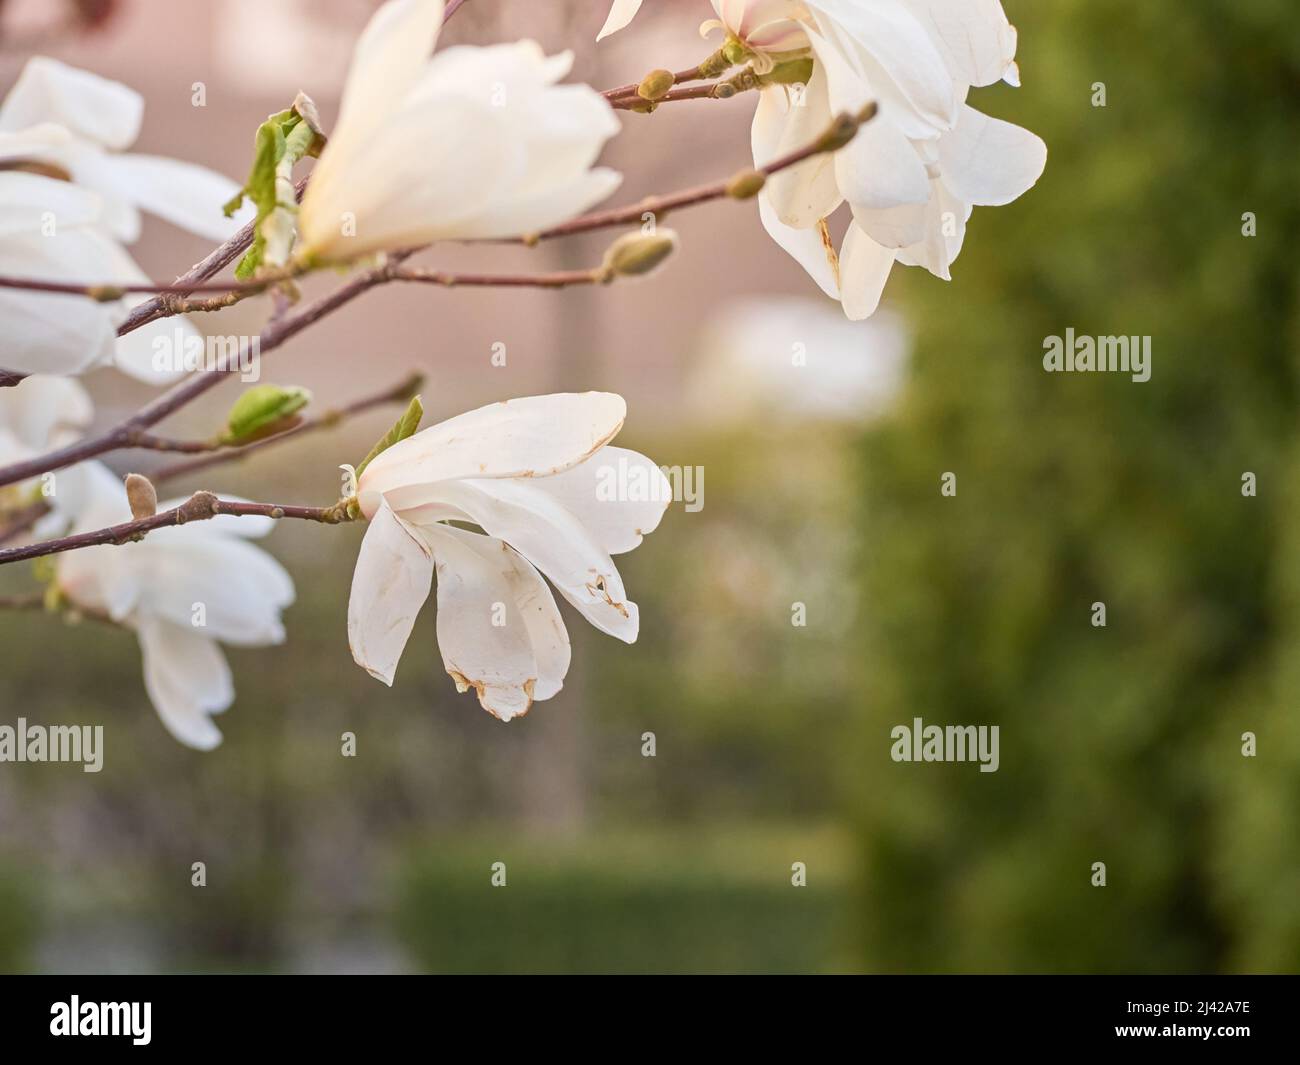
[601,230,679,279]
[124,473,158,520]
[222,384,312,444]
[726,169,767,200]
[637,69,675,101]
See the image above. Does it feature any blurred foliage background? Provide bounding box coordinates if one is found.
[1,0,1298,973]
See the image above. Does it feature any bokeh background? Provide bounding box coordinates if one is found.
[1,0,1297,973]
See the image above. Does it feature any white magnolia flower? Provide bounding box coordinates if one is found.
[600,0,1044,320]
[298,0,622,262]
[348,392,670,721]
[0,56,247,244]
[0,374,92,514]
[54,463,295,750]
[0,58,251,381]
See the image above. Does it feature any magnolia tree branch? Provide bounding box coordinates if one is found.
[152,370,423,481]
[0,371,418,547]
[0,491,352,568]
[0,105,876,495]
[0,254,407,491]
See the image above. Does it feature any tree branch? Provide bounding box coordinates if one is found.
[0,254,407,491]
[530,104,875,243]
[151,370,424,482]
[0,491,353,567]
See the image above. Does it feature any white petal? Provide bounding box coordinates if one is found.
[311,0,447,206]
[758,193,840,300]
[0,374,92,451]
[137,616,233,750]
[0,57,142,149]
[125,532,294,645]
[597,0,644,40]
[0,228,125,376]
[411,478,640,642]
[839,224,895,320]
[527,446,671,555]
[359,392,626,516]
[348,501,434,686]
[807,0,956,133]
[901,0,1018,87]
[0,168,102,235]
[96,153,250,240]
[938,104,1046,207]
[423,523,570,720]
[755,74,843,227]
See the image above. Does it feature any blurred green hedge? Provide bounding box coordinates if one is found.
[393,826,851,973]
[853,0,1300,972]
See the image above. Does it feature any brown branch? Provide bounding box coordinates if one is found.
[392,267,606,289]
[531,104,875,243]
[0,106,874,495]
[601,50,734,101]
[0,491,353,567]
[0,371,418,545]
[0,254,408,491]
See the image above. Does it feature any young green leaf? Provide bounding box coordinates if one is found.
[355,396,424,478]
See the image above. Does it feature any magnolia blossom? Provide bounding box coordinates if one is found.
[600,0,1044,320]
[0,58,251,380]
[348,393,669,721]
[297,0,621,262]
[0,374,92,515]
[53,463,295,750]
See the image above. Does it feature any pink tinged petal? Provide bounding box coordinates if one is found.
[348,502,434,686]
[136,616,234,751]
[758,193,840,300]
[901,0,1018,88]
[0,57,143,149]
[359,392,626,517]
[838,224,895,320]
[937,105,1046,207]
[423,524,570,720]
[597,0,644,40]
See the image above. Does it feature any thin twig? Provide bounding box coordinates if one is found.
[0,492,353,567]
[152,371,423,481]
[392,267,606,289]
[531,104,874,243]
[0,107,874,493]
[0,254,408,491]
[0,371,419,545]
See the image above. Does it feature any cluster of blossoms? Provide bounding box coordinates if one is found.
[0,0,1043,748]
[601,0,1044,318]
